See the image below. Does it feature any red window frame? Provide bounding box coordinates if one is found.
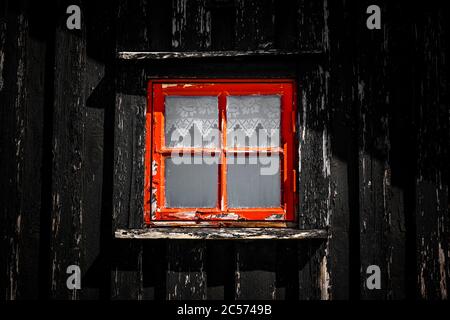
[144,79,297,226]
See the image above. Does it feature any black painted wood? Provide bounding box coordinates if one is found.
[413,5,449,299]
[0,0,29,300]
[0,0,8,301]
[49,0,86,299]
[0,0,449,301]
[166,241,207,300]
[326,0,354,300]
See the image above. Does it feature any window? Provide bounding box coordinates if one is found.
[144,79,297,226]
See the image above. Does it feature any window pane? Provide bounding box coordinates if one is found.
[227,154,280,208]
[165,155,219,208]
[227,95,280,148]
[165,96,219,148]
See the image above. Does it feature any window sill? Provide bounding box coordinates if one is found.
[115,228,328,240]
[117,49,323,61]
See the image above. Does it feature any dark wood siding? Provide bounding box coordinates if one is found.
[0,0,448,300]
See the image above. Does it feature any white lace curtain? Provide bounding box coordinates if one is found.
[164,95,281,148]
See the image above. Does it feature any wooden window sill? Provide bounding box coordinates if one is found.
[117,49,323,60]
[115,228,328,240]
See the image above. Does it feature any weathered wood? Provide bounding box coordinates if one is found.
[210,0,235,50]
[234,242,277,300]
[414,7,449,300]
[110,240,143,300]
[115,0,150,52]
[166,241,207,300]
[117,49,322,60]
[141,241,167,300]
[111,0,148,300]
[297,240,329,299]
[148,0,172,51]
[0,0,8,300]
[48,0,86,298]
[115,228,328,240]
[205,241,235,299]
[172,0,211,50]
[326,0,354,300]
[298,0,328,52]
[0,0,28,300]
[113,1,147,231]
[113,92,146,230]
[17,0,51,299]
[1,0,450,301]
[298,65,331,230]
[356,0,408,300]
[234,0,274,50]
[274,241,299,299]
[274,0,299,49]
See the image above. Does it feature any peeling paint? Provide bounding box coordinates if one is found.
[319,254,330,300]
[438,243,448,299]
[265,214,284,221]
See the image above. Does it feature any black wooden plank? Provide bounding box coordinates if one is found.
[274,0,299,49]
[80,57,105,299]
[356,0,390,299]
[113,0,148,231]
[0,0,7,301]
[110,240,143,300]
[210,0,235,50]
[205,241,235,300]
[148,0,172,51]
[275,241,298,300]
[115,0,150,51]
[298,0,327,51]
[298,65,330,230]
[326,0,359,300]
[172,0,211,50]
[166,241,207,300]
[79,0,117,299]
[327,11,353,296]
[234,0,274,50]
[380,2,414,299]
[355,0,411,300]
[0,0,28,300]
[414,7,450,299]
[113,90,146,230]
[234,241,277,300]
[142,240,167,300]
[48,0,86,299]
[16,0,51,298]
[112,0,150,300]
[298,240,328,300]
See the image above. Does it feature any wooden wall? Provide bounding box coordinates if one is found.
[0,0,448,300]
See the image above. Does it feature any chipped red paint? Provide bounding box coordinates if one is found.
[145,79,298,225]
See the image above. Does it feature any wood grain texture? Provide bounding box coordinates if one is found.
[414,6,449,300]
[49,12,86,300]
[166,241,207,300]
[172,0,211,50]
[234,0,274,50]
[0,1,28,300]
[0,0,449,301]
[0,0,8,300]
[115,228,328,240]
[356,0,393,300]
[298,65,331,230]
[117,49,322,60]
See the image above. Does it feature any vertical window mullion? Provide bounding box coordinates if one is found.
[219,93,227,212]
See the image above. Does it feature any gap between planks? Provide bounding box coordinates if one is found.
[115,228,328,240]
